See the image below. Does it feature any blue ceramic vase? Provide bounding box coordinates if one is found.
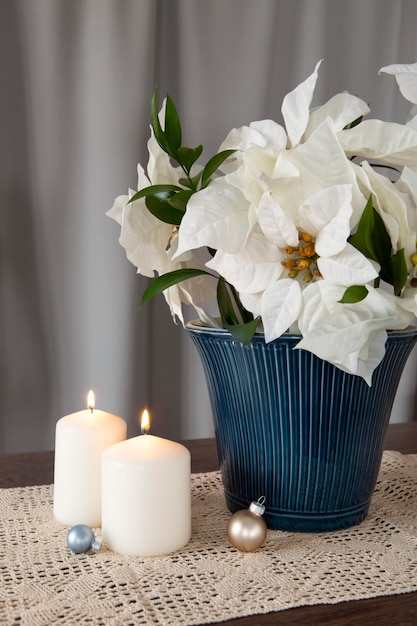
[186,323,417,532]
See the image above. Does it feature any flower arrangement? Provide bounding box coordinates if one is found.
[108,61,417,384]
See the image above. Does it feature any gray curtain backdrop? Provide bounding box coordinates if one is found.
[1,0,417,453]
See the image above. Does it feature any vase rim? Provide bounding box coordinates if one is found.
[186,320,417,341]
[185,320,299,339]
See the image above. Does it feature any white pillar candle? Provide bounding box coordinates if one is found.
[53,390,127,527]
[102,410,191,557]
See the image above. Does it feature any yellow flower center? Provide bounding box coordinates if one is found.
[282,231,321,281]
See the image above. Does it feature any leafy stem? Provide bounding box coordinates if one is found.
[134,91,257,343]
[128,92,235,224]
[150,91,235,192]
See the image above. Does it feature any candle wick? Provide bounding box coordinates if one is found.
[90,407,94,414]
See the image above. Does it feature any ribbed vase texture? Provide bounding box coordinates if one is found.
[186,325,417,532]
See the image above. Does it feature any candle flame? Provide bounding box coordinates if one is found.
[87,389,95,412]
[140,409,150,434]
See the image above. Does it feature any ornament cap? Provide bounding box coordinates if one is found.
[227,496,268,551]
[91,535,103,551]
[249,495,266,517]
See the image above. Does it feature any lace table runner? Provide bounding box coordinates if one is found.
[0,450,416,626]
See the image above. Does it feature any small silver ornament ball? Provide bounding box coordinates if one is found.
[67,524,102,554]
[227,497,267,552]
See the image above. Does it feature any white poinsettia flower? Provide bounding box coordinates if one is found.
[107,100,218,325]
[174,178,254,258]
[218,119,287,189]
[317,244,379,286]
[240,184,376,344]
[217,75,367,229]
[109,57,417,383]
[260,183,353,255]
[261,279,303,342]
[337,330,388,384]
[107,191,217,326]
[164,285,219,327]
[379,62,417,104]
[206,231,284,293]
[120,199,173,277]
[257,191,299,248]
[296,282,414,383]
[397,165,417,203]
[297,184,353,256]
[338,119,417,167]
[218,119,290,206]
[106,166,174,277]
[406,106,417,131]
[221,117,366,238]
[281,60,322,148]
[396,167,417,249]
[270,118,367,228]
[162,250,218,326]
[398,287,417,314]
[379,62,417,135]
[106,193,125,227]
[220,119,287,157]
[239,291,263,317]
[147,131,182,185]
[304,93,370,139]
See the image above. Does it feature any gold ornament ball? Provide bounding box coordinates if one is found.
[227,508,267,552]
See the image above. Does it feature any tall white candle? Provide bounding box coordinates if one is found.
[54,390,127,527]
[102,409,191,557]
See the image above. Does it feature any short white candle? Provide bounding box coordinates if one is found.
[53,390,127,527]
[102,409,191,557]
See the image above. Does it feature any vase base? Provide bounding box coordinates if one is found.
[224,491,370,533]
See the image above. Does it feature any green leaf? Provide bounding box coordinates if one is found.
[179,171,203,191]
[164,94,182,152]
[178,178,194,190]
[217,280,257,344]
[391,248,408,296]
[145,194,184,225]
[167,189,193,212]
[349,196,392,284]
[201,149,236,188]
[128,184,181,204]
[141,269,211,307]
[338,285,369,304]
[151,91,170,154]
[364,215,392,282]
[217,280,238,325]
[343,115,363,130]
[224,317,260,345]
[348,196,378,260]
[229,284,254,323]
[128,184,184,224]
[177,145,203,174]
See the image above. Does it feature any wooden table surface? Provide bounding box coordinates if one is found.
[1,422,416,626]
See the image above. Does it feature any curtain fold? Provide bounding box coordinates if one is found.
[1,0,417,453]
